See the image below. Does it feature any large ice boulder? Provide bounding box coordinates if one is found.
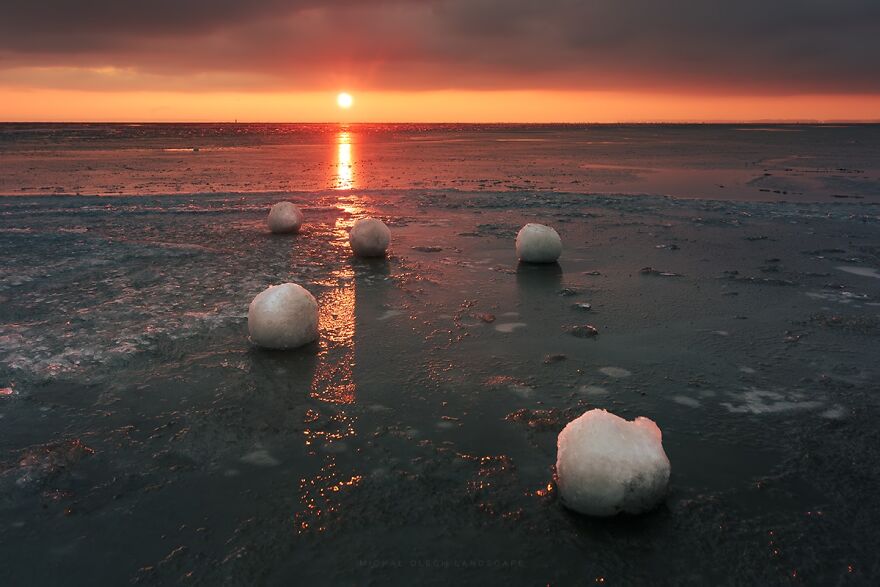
[349,217,391,257]
[267,201,304,234]
[516,223,562,263]
[556,409,670,516]
[248,283,318,349]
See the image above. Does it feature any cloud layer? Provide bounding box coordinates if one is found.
[1,0,878,93]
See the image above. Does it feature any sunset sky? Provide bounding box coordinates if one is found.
[2,0,879,122]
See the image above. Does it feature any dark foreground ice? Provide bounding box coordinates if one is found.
[1,124,879,585]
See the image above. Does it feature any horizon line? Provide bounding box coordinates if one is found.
[3,119,880,125]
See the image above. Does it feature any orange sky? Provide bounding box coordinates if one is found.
[3,87,879,123]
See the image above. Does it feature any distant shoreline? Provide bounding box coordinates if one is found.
[2,121,879,126]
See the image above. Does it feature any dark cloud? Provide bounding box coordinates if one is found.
[0,0,877,93]
[1,1,343,36]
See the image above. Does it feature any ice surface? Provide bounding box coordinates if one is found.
[1,124,880,584]
[837,266,880,279]
[556,409,670,517]
[578,385,608,396]
[721,388,824,415]
[240,449,281,467]
[599,366,632,378]
[494,322,527,333]
[671,395,701,408]
[376,309,403,321]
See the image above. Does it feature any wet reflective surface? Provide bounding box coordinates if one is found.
[2,123,880,203]
[1,125,880,584]
[334,130,354,191]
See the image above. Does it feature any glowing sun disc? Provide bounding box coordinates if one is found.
[337,92,353,109]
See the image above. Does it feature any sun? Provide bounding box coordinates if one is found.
[337,92,353,109]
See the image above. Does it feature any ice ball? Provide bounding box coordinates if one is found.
[349,217,391,257]
[556,409,670,516]
[516,223,562,263]
[267,201,304,234]
[248,283,318,349]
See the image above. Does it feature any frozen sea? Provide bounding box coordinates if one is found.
[1,123,879,585]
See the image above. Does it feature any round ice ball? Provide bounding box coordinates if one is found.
[349,217,391,257]
[248,283,318,349]
[556,409,670,517]
[516,223,562,263]
[267,201,304,234]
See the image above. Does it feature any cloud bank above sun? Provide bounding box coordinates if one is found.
[2,0,879,94]
[0,0,878,120]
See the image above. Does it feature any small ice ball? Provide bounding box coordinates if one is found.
[516,223,562,263]
[349,217,391,257]
[248,283,318,349]
[267,201,304,234]
[556,409,670,517]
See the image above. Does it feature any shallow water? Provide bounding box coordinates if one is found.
[1,125,880,585]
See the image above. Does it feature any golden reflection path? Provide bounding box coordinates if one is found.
[308,208,359,405]
[298,158,373,532]
[335,130,354,190]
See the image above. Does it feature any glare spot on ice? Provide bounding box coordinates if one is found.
[240,449,281,467]
[821,405,847,419]
[0,305,244,382]
[722,388,823,415]
[321,442,348,454]
[377,309,404,321]
[495,322,526,333]
[578,385,608,396]
[599,366,632,378]
[509,384,534,398]
[671,395,701,408]
[806,290,869,304]
[836,266,880,279]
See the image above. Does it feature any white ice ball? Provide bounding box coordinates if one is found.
[516,223,562,263]
[267,201,304,234]
[556,409,670,517]
[349,217,391,257]
[248,283,318,349]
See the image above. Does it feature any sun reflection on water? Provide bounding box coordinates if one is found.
[295,456,363,534]
[299,273,360,532]
[334,194,369,220]
[298,194,363,532]
[309,215,358,404]
[309,281,356,404]
[297,135,388,534]
[335,130,354,190]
